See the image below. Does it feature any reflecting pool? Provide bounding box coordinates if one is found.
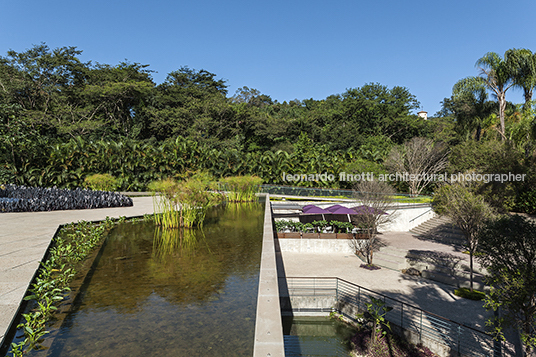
[29,202,264,357]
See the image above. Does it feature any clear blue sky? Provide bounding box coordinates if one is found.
[1,0,535,115]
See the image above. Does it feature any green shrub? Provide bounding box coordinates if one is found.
[84,173,119,192]
[454,287,485,300]
[516,189,536,215]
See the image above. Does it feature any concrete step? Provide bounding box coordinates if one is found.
[374,246,407,271]
[373,255,406,271]
[407,259,486,282]
[379,245,408,258]
[406,250,487,275]
[413,225,461,234]
[409,216,467,246]
[405,248,488,289]
[421,269,486,290]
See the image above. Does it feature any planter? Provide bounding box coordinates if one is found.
[318,233,337,239]
[336,233,353,239]
[277,232,301,239]
[302,233,319,239]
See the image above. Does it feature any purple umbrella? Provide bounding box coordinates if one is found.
[325,205,358,214]
[302,204,321,213]
[351,205,388,215]
[325,205,359,222]
[300,205,331,221]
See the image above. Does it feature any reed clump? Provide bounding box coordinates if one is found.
[219,175,262,202]
[149,172,221,229]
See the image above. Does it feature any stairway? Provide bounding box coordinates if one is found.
[409,215,466,246]
[373,246,407,271]
[405,250,487,290]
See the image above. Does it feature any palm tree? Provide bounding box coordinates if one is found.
[452,76,492,141]
[475,52,515,140]
[505,48,536,112]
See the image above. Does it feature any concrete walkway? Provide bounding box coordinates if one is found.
[0,197,155,346]
[276,231,492,331]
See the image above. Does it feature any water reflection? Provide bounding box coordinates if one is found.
[34,202,264,357]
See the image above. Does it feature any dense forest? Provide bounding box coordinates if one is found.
[1,44,535,213]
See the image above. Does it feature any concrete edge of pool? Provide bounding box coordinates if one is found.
[253,194,285,357]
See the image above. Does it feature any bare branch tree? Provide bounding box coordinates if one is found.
[385,137,449,196]
[351,180,398,267]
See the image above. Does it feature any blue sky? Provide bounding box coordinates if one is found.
[1,0,535,115]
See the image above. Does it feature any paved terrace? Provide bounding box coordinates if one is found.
[0,197,155,346]
[277,232,493,330]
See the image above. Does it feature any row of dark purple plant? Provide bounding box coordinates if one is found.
[0,184,132,212]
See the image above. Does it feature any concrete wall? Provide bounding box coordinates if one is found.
[379,205,435,232]
[253,195,285,357]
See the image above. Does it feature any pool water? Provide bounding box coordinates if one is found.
[283,316,357,357]
[27,202,264,357]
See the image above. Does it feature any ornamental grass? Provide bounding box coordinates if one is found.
[219,175,262,202]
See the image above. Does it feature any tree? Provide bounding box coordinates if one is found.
[351,180,398,266]
[477,215,536,356]
[385,137,449,196]
[506,48,536,112]
[83,62,154,138]
[450,76,495,141]
[447,140,526,212]
[231,86,273,107]
[433,184,495,292]
[146,67,231,142]
[338,83,421,141]
[476,52,515,140]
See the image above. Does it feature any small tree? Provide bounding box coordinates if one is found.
[352,180,398,266]
[477,215,536,356]
[385,137,449,196]
[356,295,393,344]
[433,183,495,291]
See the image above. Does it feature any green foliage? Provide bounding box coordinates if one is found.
[149,175,219,229]
[516,189,536,214]
[433,183,495,291]
[356,295,393,344]
[11,219,116,356]
[219,175,263,202]
[447,140,526,211]
[453,287,486,300]
[477,215,536,355]
[84,173,119,191]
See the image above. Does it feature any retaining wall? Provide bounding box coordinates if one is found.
[253,194,285,357]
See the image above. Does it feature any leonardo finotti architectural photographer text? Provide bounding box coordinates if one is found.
[281,172,526,184]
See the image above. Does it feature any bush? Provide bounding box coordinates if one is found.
[454,287,485,301]
[84,173,119,192]
[516,189,536,215]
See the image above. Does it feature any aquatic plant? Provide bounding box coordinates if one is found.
[10,218,117,356]
[0,184,132,212]
[219,175,262,202]
[149,174,220,229]
[149,178,181,229]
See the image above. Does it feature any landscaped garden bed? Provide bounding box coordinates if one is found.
[0,184,133,212]
[275,219,372,239]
